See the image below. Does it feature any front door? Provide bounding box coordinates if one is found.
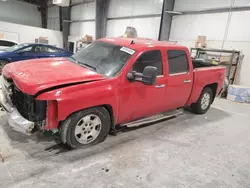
[118,49,168,124]
[165,49,193,110]
[12,46,37,62]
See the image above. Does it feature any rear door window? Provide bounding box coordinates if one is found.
[167,50,189,75]
[44,47,62,53]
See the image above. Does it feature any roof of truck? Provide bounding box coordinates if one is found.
[99,37,187,51]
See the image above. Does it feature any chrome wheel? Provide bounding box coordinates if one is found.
[201,93,210,110]
[74,114,102,144]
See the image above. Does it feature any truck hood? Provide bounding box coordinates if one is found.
[2,58,105,96]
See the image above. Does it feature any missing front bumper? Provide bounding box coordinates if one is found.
[8,109,35,135]
[0,89,34,135]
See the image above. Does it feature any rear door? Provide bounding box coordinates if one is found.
[165,49,193,110]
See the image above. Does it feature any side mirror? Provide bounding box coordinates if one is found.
[142,66,157,85]
[127,66,157,86]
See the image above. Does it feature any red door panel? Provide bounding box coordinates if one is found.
[164,49,193,110]
[118,76,167,124]
[166,73,193,110]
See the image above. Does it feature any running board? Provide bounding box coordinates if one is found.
[121,109,183,128]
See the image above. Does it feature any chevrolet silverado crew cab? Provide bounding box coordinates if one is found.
[0,38,226,148]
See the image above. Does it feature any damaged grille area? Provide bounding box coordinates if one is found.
[11,85,47,123]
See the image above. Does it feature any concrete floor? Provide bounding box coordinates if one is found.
[0,98,250,188]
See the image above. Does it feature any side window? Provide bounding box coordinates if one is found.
[33,46,46,53]
[18,46,33,52]
[44,47,60,53]
[167,50,189,74]
[132,50,163,75]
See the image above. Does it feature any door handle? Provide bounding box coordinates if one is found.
[184,80,191,83]
[155,84,165,88]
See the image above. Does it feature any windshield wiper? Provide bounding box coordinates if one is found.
[78,61,99,73]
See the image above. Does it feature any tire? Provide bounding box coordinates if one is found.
[0,60,8,74]
[191,87,213,114]
[60,107,111,149]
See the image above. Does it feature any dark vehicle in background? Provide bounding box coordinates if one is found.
[0,39,18,52]
[0,43,73,71]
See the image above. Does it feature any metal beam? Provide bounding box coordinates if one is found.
[61,7,71,49]
[179,6,250,15]
[95,0,109,39]
[39,0,47,28]
[158,0,175,41]
[65,19,95,22]
[107,14,161,21]
[71,0,94,6]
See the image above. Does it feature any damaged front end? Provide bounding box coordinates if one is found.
[0,76,47,135]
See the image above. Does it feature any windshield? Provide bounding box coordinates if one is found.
[4,44,29,52]
[71,41,134,77]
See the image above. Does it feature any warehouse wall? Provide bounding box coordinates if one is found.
[170,0,250,86]
[0,0,41,27]
[47,5,60,31]
[69,2,96,39]
[0,21,63,48]
[106,0,163,40]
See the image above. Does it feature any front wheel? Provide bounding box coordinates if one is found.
[60,107,111,149]
[191,87,213,114]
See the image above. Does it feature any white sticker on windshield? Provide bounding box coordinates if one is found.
[120,47,135,55]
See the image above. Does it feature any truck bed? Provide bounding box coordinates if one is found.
[187,64,226,105]
[192,59,217,69]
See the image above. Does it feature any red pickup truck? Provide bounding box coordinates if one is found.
[0,38,225,148]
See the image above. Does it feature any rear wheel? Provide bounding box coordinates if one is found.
[60,107,111,149]
[0,60,8,74]
[191,87,213,114]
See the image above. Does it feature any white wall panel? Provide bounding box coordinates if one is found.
[71,2,96,20]
[70,2,96,40]
[0,21,63,47]
[234,0,250,6]
[106,19,132,37]
[108,0,163,18]
[47,6,60,31]
[132,17,161,40]
[70,22,96,39]
[0,0,41,27]
[132,0,163,16]
[70,23,81,36]
[170,13,229,41]
[108,0,133,17]
[106,0,162,40]
[106,17,160,40]
[227,11,250,41]
[48,6,60,18]
[174,0,231,11]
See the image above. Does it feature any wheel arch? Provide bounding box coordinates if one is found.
[204,83,218,103]
[59,104,115,131]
